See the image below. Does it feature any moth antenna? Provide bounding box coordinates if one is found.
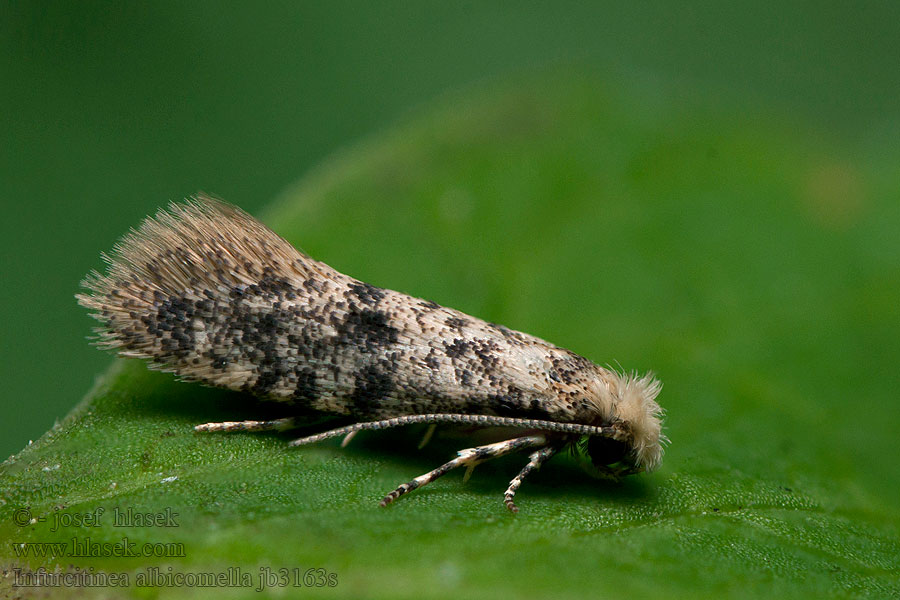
[287,413,623,447]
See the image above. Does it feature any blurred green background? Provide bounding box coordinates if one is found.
[2,1,900,493]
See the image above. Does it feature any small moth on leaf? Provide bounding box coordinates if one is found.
[78,195,665,511]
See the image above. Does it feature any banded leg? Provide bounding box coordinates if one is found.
[194,417,297,432]
[504,445,560,513]
[380,435,547,507]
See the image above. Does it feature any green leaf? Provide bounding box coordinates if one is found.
[3,67,899,599]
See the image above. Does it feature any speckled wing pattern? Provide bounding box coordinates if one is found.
[78,195,664,511]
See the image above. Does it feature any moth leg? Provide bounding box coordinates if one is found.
[417,424,437,449]
[380,435,547,507]
[194,417,296,433]
[504,445,560,513]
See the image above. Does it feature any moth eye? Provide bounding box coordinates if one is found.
[587,435,628,467]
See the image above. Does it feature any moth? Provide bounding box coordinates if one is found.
[78,195,665,511]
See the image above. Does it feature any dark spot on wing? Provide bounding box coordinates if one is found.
[347,281,386,306]
[485,388,552,420]
[292,367,319,402]
[332,306,399,352]
[351,364,395,415]
[443,338,470,359]
[444,316,469,330]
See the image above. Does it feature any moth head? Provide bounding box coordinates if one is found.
[575,371,665,477]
